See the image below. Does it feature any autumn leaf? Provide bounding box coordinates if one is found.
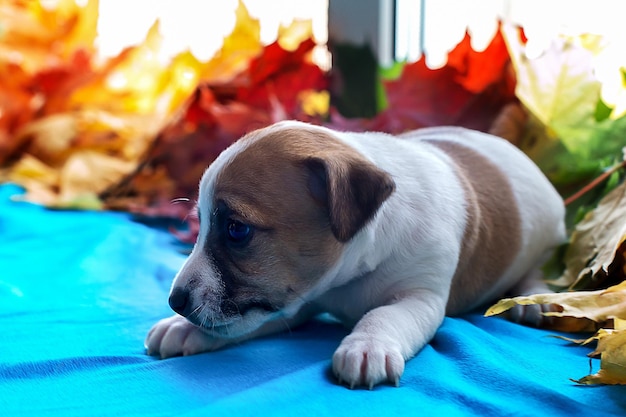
[0,0,99,72]
[486,281,626,385]
[101,3,327,217]
[502,24,626,189]
[0,2,214,209]
[552,174,626,290]
[0,0,101,162]
[328,24,516,134]
[234,38,327,116]
[573,327,626,385]
[277,19,315,52]
[200,0,263,83]
[446,22,513,94]
[485,280,626,322]
[70,21,199,117]
[3,110,160,206]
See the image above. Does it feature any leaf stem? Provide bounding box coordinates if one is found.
[564,159,626,207]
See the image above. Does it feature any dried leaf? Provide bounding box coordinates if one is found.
[485,280,626,323]
[0,2,210,209]
[554,180,626,289]
[573,329,626,385]
[59,150,135,207]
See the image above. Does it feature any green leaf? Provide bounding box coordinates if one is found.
[503,26,626,191]
[595,99,613,122]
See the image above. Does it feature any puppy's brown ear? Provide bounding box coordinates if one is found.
[304,153,395,242]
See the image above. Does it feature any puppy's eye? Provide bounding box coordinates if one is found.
[226,220,253,245]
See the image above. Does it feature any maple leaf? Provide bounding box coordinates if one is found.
[70,21,200,117]
[102,4,327,217]
[277,19,316,52]
[502,25,626,189]
[0,0,99,72]
[0,2,211,209]
[327,24,516,135]
[200,0,263,83]
[234,38,327,116]
[446,22,514,94]
[0,0,100,163]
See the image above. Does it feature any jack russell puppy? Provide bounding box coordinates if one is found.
[145,121,566,389]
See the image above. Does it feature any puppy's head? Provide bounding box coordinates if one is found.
[169,122,395,337]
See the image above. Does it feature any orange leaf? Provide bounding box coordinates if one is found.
[0,0,98,72]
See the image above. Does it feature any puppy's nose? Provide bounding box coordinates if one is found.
[169,287,191,317]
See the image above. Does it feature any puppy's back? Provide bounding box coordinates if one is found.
[402,127,566,312]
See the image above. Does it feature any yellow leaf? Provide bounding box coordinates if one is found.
[201,0,262,82]
[14,114,78,166]
[161,50,204,114]
[58,150,135,205]
[0,0,98,72]
[52,0,99,58]
[72,21,168,115]
[3,153,58,187]
[502,25,601,160]
[573,329,626,385]
[1,108,160,207]
[299,90,329,117]
[1,154,59,206]
[615,318,626,330]
[278,19,314,52]
[485,280,626,323]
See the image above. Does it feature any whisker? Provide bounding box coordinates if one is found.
[171,197,191,204]
[190,303,204,317]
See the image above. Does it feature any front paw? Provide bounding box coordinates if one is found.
[145,315,224,359]
[332,332,405,389]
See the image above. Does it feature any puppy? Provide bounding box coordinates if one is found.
[145,121,566,389]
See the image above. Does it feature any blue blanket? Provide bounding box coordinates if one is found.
[0,183,624,417]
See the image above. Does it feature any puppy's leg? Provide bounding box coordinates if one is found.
[332,290,446,389]
[506,269,555,327]
[145,315,229,358]
[145,313,311,359]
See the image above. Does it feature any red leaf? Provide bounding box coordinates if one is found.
[235,38,328,115]
[328,25,516,134]
[446,24,511,94]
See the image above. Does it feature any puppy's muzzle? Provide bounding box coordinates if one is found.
[169,287,191,317]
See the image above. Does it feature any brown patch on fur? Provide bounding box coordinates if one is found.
[211,126,393,312]
[426,140,522,315]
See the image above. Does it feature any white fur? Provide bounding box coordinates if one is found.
[145,122,566,389]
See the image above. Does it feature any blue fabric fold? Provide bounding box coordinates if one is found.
[0,184,624,417]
